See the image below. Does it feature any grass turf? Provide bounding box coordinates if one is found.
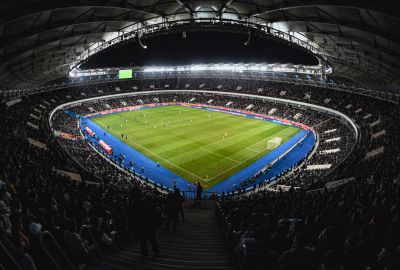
[91,105,300,189]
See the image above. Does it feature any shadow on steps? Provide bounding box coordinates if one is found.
[96,201,232,270]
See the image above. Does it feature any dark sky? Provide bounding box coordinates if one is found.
[81,31,318,69]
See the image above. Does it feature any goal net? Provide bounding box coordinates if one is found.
[267,137,282,150]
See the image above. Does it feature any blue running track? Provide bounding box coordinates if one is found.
[79,107,315,193]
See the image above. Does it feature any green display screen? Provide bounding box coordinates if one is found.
[118,69,132,79]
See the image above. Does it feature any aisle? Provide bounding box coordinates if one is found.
[99,202,231,270]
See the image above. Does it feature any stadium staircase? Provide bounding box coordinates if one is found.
[98,201,232,270]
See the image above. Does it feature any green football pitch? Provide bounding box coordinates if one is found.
[92,105,300,189]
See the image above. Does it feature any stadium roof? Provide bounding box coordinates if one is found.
[1,0,400,92]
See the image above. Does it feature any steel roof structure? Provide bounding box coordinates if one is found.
[1,0,399,92]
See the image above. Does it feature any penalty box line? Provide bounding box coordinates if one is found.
[199,147,242,164]
[105,126,206,182]
[207,128,301,181]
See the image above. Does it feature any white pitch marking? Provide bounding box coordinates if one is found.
[200,147,241,164]
[208,128,299,181]
[106,126,205,181]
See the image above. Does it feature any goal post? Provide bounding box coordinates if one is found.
[267,137,282,150]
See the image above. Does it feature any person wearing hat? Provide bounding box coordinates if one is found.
[28,222,42,235]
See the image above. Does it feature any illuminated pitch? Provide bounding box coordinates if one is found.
[92,105,300,189]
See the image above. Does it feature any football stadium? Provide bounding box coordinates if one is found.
[90,104,301,188]
[87,104,303,189]
[1,1,399,270]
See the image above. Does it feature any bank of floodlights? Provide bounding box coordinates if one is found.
[142,64,321,75]
[68,63,324,78]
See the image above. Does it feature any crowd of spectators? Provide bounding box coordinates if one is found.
[217,164,400,270]
[54,91,354,191]
[0,92,183,269]
[0,76,399,269]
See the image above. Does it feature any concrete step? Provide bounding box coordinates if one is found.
[119,249,229,261]
[104,252,230,267]
[95,205,231,270]
[103,255,231,270]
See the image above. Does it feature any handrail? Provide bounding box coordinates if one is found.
[238,244,248,270]
[181,190,217,200]
[0,240,23,270]
[39,231,77,270]
[79,225,103,258]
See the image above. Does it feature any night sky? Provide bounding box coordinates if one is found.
[81,31,318,69]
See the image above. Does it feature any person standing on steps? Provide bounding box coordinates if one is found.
[128,190,160,257]
[164,193,178,233]
[193,182,203,207]
[174,186,185,221]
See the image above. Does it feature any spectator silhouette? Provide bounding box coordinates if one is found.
[164,193,178,232]
[128,190,160,257]
[278,232,315,270]
[63,218,95,266]
[174,186,185,221]
[193,182,203,207]
[341,233,363,270]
